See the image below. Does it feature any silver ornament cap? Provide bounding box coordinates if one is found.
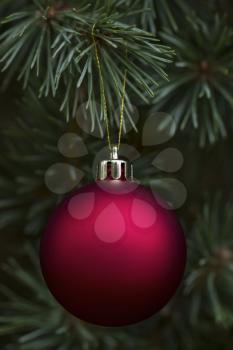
[96,145,133,181]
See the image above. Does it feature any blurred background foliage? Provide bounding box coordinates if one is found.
[0,0,232,349]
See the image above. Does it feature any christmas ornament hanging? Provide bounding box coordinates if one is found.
[40,146,186,327]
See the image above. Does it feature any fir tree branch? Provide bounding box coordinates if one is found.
[0,0,173,127]
[185,194,233,327]
[152,15,233,146]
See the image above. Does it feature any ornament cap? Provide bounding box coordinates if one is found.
[96,145,133,181]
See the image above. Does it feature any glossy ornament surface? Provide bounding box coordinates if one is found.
[40,169,186,326]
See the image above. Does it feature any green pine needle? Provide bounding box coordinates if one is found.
[0,1,174,126]
[185,194,233,327]
[153,15,233,146]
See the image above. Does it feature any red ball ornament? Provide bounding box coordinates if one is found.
[40,147,186,327]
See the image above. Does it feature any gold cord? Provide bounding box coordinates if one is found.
[92,23,111,151]
[118,67,127,149]
[92,23,127,152]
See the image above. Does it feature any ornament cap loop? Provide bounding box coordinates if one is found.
[96,145,133,181]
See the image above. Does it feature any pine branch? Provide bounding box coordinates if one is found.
[137,0,187,33]
[153,15,233,146]
[113,0,190,33]
[185,194,233,327]
[0,90,80,235]
[0,0,173,127]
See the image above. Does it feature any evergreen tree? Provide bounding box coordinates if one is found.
[0,1,232,349]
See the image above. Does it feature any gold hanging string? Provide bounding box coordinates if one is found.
[92,23,111,151]
[118,64,127,150]
[92,23,127,152]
